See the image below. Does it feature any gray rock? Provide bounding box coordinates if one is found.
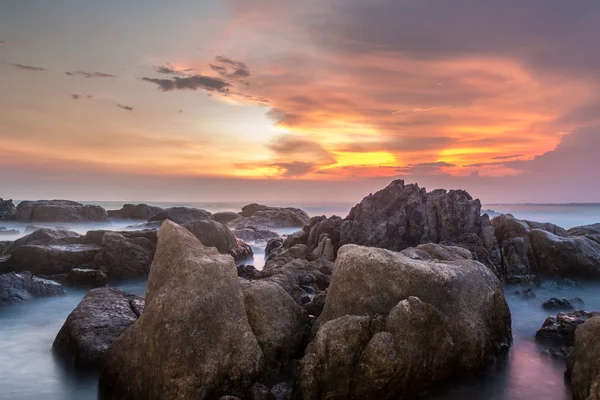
[15,200,108,222]
[531,229,600,277]
[107,204,164,220]
[542,297,584,311]
[53,288,144,369]
[183,220,253,261]
[566,316,600,400]
[0,198,16,220]
[3,243,101,276]
[67,268,108,288]
[0,271,65,306]
[2,227,82,255]
[296,243,511,399]
[233,227,280,243]
[234,204,310,229]
[242,280,308,368]
[92,232,155,279]
[213,211,243,225]
[536,310,600,346]
[147,206,212,224]
[99,221,264,399]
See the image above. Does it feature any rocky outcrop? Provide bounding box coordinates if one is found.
[53,288,144,369]
[233,204,310,229]
[67,268,108,288]
[242,280,309,368]
[338,180,499,273]
[531,229,600,277]
[92,232,155,279]
[569,223,600,241]
[0,271,65,305]
[147,206,211,224]
[233,227,280,243]
[107,204,164,220]
[99,221,264,399]
[566,316,600,400]
[536,310,600,348]
[2,227,81,254]
[295,243,511,399]
[15,200,108,222]
[0,199,16,220]
[183,220,253,261]
[213,211,242,225]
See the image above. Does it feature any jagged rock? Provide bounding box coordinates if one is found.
[234,204,310,229]
[53,288,144,369]
[501,237,535,283]
[242,280,308,368]
[237,265,262,281]
[531,229,600,277]
[308,236,335,262]
[147,206,212,224]
[569,223,600,237]
[566,316,600,400]
[183,220,253,261]
[265,238,284,261]
[15,200,108,222]
[536,310,600,347]
[67,268,108,288]
[213,211,243,225]
[542,297,584,311]
[0,271,65,305]
[107,204,164,220]
[295,243,511,399]
[99,221,264,399]
[92,232,155,279]
[0,198,16,220]
[233,227,280,243]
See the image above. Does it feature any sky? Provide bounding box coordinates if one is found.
[1,0,599,204]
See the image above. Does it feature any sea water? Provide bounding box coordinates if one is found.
[1,202,599,399]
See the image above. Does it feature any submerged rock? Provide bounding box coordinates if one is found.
[53,288,144,369]
[536,310,600,347]
[147,206,211,224]
[0,271,65,306]
[99,221,264,399]
[542,297,584,311]
[107,204,164,220]
[67,268,108,288]
[295,243,511,399]
[15,200,108,222]
[566,316,600,400]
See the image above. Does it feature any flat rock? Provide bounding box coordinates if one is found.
[107,204,164,220]
[16,200,108,223]
[147,206,212,224]
[0,271,65,306]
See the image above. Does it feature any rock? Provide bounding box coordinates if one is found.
[304,291,327,317]
[237,265,262,281]
[515,288,536,300]
[2,227,82,255]
[15,200,108,222]
[525,220,569,237]
[339,180,499,273]
[233,227,280,243]
[67,268,108,288]
[107,204,164,220]
[269,382,292,400]
[242,280,308,368]
[265,238,284,261]
[183,220,253,261]
[0,198,16,220]
[566,316,600,400]
[304,216,342,257]
[99,221,264,399]
[569,223,600,238]
[0,271,65,305]
[147,206,211,224]
[501,237,534,283]
[234,204,310,229]
[536,310,600,347]
[531,229,600,277]
[0,241,10,254]
[52,288,144,369]
[542,297,584,311]
[92,232,155,279]
[2,243,102,276]
[308,236,335,262]
[213,211,243,225]
[296,243,512,399]
[124,221,162,230]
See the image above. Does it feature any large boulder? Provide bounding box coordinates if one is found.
[234,204,310,229]
[92,232,155,279]
[536,310,600,347]
[53,288,144,369]
[183,220,253,261]
[566,316,600,400]
[15,200,108,222]
[1,243,101,276]
[233,227,280,243]
[242,280,309,368]
[99,221,264,399]
[338,180,498,273]
[0,271,65,306]
[295,243,511,399]
[147,206,211,224]
[213,211,243,225]
[2,227,82,255]
[531,229,600,277]
[107,204,164,220]
[0,198,16,220]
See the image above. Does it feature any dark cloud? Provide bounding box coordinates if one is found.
[272,162,320,177]
[491,154,523,160]
[117,104,133,111]
[71,94,93,100]
[153,64,195,75]
[463,161,510,168]
[210,55,250,80]
[396,161,455,174]
[71,94,80,100]
[141,75,231,93]
[65,71,116,78]
[10,63,46,71]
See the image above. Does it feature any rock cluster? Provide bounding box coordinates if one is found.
[231,204,311,229]
[107,204,164,220]
[0,271,65,306]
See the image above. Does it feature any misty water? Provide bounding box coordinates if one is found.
[1,202,600,399]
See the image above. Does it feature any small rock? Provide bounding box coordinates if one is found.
[0,271,65,306]
[542,297,584,311]
[67,268,108,288]
[269,382,292,400]
[514,288,536,300]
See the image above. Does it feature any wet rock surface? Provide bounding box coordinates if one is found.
[0,271,65,306]
[567,316,600,400]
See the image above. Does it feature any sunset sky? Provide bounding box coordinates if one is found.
[1,0,599,203]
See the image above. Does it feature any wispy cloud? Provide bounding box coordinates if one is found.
[10,63,46,71]
[65,71,116,78]
[117,104,133,111]
[141,75,231,93]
